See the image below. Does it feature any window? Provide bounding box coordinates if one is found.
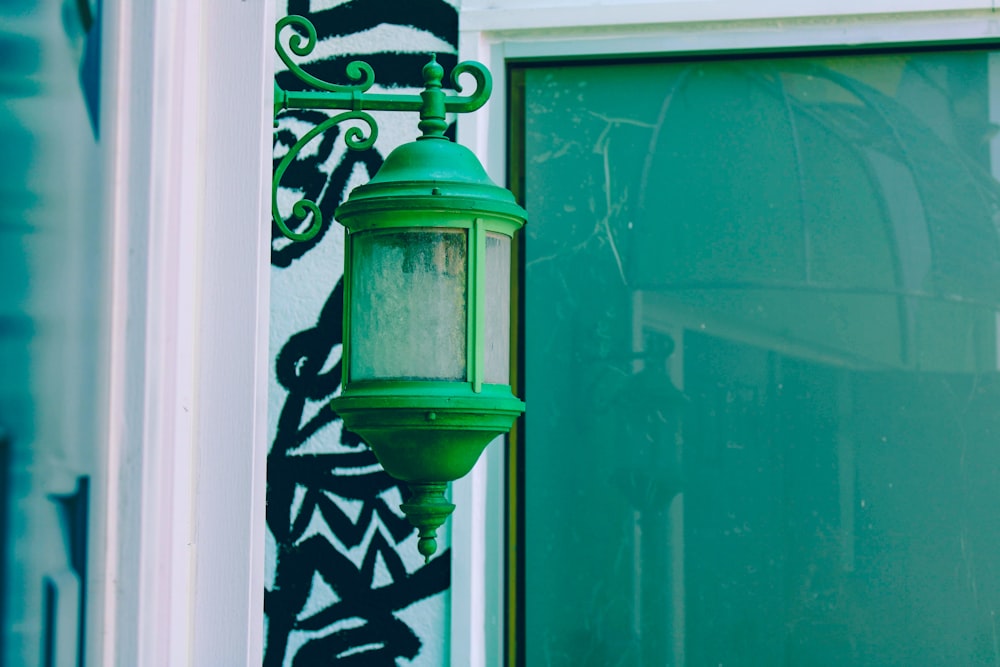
[513,48,1000,665]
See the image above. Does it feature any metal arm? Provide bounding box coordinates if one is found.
[272,15,493,242]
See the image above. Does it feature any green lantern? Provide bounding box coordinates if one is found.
[332,61,525,560]
[273,17,525,560]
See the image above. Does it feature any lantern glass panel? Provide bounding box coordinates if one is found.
[484,232,511,384]
[350,228,468,381]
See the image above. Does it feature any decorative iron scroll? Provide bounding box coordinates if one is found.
[272,15,492,242]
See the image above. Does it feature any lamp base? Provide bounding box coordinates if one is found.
[400,482,455,562]
[330,381,524,558]
[330,381,524,482]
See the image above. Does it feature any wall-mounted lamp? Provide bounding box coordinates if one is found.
[273,16,525,560]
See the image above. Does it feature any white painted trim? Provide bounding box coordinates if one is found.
[450,438,506,667]
[455,6,1000,666]
[95,1,274,665]
[462,1,997,32]
[190,2,274,663]
[450,29,512,667]
[466,11,1000,62]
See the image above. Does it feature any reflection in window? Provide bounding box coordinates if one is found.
[520,52,1000,666]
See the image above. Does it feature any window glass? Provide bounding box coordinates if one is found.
[521,51,1000,666]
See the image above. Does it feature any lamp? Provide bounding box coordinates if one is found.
[273,16,525,560]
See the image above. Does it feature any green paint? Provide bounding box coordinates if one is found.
[333,136,526,557]
[272,15,494,244]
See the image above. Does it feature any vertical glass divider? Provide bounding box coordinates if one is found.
[472,219,486,393]
[341,230,354,390]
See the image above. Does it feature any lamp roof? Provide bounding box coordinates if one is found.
[335,138,527,227]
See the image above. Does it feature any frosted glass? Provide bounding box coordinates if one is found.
[483,233,511,384]
[350,229,467,381]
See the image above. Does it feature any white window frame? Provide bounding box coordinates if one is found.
[93,1,275,665]
[452,4,1000,667]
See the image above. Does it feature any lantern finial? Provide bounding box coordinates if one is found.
[418,55,448,140]
[400,482,455,562]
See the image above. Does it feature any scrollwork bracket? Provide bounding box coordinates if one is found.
[272,15,493,242]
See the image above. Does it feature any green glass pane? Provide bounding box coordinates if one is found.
[523,51,1000,666]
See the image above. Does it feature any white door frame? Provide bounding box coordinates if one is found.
[453,5,1000,666]
[94,1,275,665]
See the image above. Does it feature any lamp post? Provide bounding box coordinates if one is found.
[273,16,525,560]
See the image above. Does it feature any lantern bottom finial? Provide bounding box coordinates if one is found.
[400,481,455,562]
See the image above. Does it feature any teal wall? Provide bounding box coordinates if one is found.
[0,1,103,664]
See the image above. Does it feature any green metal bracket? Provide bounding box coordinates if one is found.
[272,15,493,242]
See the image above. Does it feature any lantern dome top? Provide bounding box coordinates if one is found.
[335,137,527,227]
